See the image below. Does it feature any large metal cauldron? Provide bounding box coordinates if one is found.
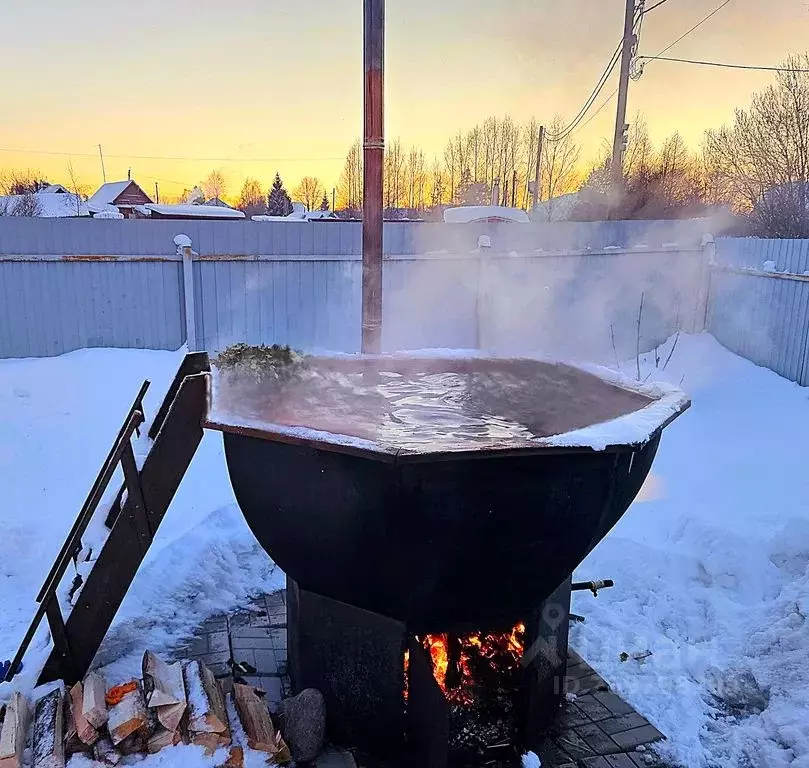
[206,356,687,633]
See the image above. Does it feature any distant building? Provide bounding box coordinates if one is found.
[0,191,89,217]
[204,197,234,209]
[143,203,245,220]
[443,206,530,224]
[39,183,71,194]
[87,180,152,218]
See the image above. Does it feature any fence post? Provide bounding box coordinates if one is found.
[174,235,198,351]
[698,233,716,333]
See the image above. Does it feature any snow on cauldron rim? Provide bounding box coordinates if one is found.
[205,347,690,458]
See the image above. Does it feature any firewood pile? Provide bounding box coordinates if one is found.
[0,652,291,768]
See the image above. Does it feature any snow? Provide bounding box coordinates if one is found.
[573,332,809,767]
[0,347,277,697]
[92,209,124,220]
[173,234,193,248]
[1,334,808,767]
[0,192,89,217]
[443,206,530,224]
[145,204,245,219]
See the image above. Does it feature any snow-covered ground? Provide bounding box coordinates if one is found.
[574,334,809,768]
[0,334,807,766]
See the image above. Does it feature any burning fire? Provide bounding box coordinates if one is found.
[418,623,525,705]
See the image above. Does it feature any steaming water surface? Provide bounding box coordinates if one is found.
[212,359,653,454]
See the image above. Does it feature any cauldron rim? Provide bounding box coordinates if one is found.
[205,352,690,461]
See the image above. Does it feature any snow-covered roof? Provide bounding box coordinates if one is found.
[145,203,245,219]
[40,183,70,194]
[204,197,233,209]
[0,192,89,217]
[87,180,139,207]
[443,206,530,224]
[252,215,307,223]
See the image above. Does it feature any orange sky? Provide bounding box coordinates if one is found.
[1,0,806,200]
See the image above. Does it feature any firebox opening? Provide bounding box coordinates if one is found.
[409,624,528,765]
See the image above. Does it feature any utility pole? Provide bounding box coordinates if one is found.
[154,182,159,203]
[362,0,385,354]
[533,124,545,211]
[98,144,107,183]
[332,187,336,213]
[610,0,636,195]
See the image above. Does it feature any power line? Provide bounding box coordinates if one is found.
[0,147,344,163]
[655,0,732,59]
[642,0,670,14]
[548,2,648,142]
[637,55,809,72]
[573,88,618,135]
[546,42,623,140]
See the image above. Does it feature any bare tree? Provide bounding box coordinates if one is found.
[540,115,582,216]
[0,169,46,196]
[705,53,809,236]
[336,139,363,214]
[10,191,42,217]
[293,176,324,211]
[65,160,90,217]
[384,139,406,210]
[237,177,267,217]
[201,169,228,202]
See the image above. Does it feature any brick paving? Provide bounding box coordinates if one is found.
[174,592,669,768]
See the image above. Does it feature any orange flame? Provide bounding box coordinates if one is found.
[416,623,526,706]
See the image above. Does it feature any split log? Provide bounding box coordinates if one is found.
[0,692,29,768]
[67,682,98,747]
[231,684,289,760]
[142,651,186,731]
[82,671,108,729]
[106,681,150,746]
[223,746,244,768]
[147,726,182,754]
[92,738,121,767]
[62,690,85,756]
[33,689,64,768]
[183,661,229,739]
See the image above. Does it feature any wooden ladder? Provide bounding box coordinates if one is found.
[3,352,211,686]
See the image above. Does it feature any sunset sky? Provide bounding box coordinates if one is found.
[1,0,806,200]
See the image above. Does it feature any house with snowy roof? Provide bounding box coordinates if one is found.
[87,180,152,218]
[0,191,90,217]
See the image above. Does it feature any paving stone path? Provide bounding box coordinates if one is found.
[174,591,670,768]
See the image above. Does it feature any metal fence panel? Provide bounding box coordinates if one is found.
[0,260,183,357]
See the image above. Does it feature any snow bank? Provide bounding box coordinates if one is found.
[0,347,275,697]
[573,332,809,767]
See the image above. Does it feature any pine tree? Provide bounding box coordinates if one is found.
[320,193,330,211]
[267,172,293,216]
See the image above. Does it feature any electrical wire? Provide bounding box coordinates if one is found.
[655,0,732,59]
[548,1,648,142]
[641,0,670,14]
[0,147,344,163]
[636,55,809,72]
[546,41,623,141]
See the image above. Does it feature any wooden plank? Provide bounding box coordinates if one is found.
[120,442,152,553]
[38,373,208,685]
[44,598,73,683]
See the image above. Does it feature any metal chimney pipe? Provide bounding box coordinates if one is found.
[362,0,385,354]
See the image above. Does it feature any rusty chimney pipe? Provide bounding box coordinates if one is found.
[362,0,384,354]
